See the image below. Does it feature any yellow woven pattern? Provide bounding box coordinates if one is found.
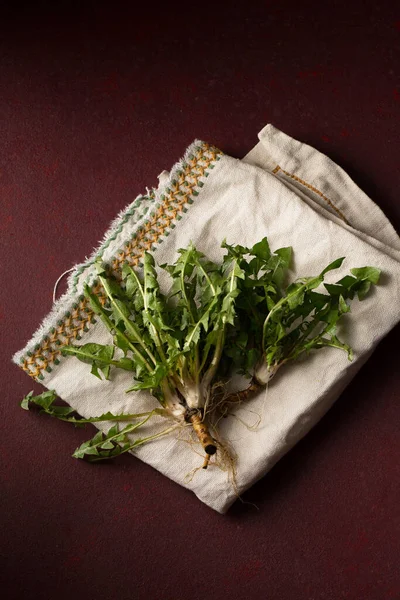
[20,142,222,380]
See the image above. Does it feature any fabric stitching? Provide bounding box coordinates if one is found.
[70,191,155,293]
[19,143,222,380]
[272,165,349,224]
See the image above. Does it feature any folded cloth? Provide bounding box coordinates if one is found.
[13,124,400,513]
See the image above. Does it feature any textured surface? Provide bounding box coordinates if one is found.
[1,2,399,599]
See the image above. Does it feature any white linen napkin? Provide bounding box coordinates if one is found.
[13,125,400,513]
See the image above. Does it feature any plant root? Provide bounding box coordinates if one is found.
[202,454,211,469]
[187,410,217,456]
[211,423,239,499]
[216,379,264,417]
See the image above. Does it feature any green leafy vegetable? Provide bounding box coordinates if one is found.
[59,246,244,462]
[221,245,380,406]
[72,419,178,462]
[20,237,381,468]
[21,390,165,424]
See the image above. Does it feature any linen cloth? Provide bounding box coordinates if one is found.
[13,124,400,513]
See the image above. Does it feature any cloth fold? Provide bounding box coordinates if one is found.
[13,125,400,513]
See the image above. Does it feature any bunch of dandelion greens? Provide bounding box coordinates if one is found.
[21,238,381,469]
[220,239,381,408]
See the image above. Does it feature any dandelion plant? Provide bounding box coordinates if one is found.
[221,240,381,407]
[21,238,381,469]
[60,245,244,465]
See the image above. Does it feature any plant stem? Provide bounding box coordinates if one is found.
[195,259,216,296]
[99,273,157,367]
[202,261,238,396]
[90,425,181,461]
[261,277,321,350]
[180,250,196,324]
[86,286,154,373]
[125,264,145,305]
[201,329,224,396]
[47,408,166,424]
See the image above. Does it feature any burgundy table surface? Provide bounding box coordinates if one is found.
[1,3,399,600]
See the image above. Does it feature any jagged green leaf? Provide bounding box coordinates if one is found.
[350,266,381,285]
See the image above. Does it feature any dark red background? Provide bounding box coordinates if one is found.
[1,2,399,599]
